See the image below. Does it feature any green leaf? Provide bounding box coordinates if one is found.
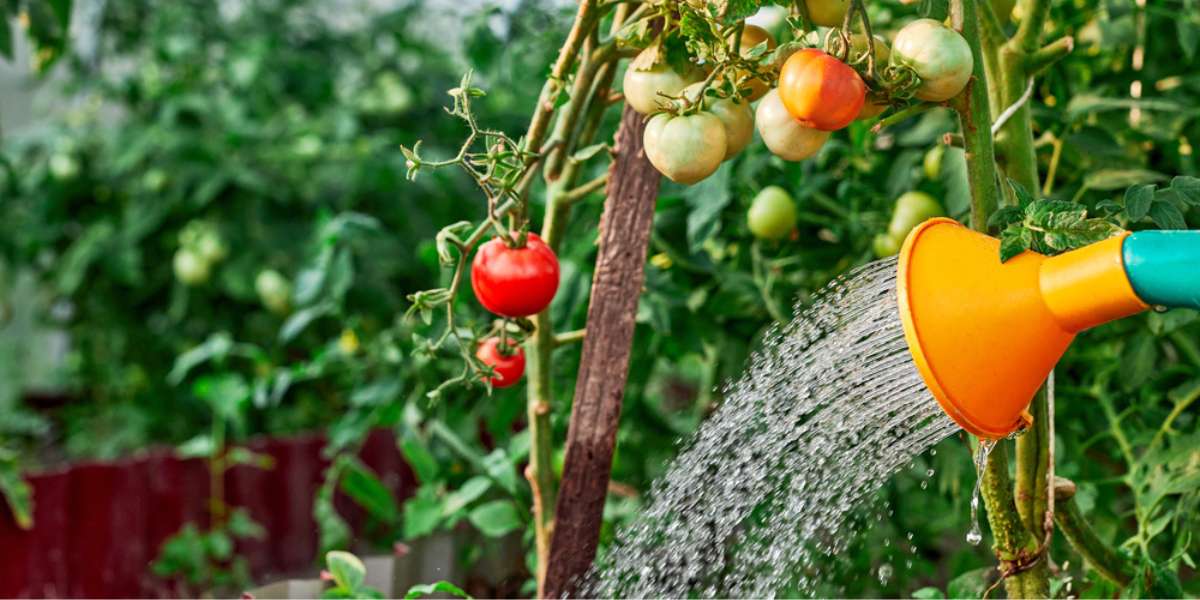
[467,499,522,538]
[946,566,991,599]
[168,333,235,385]
[315,474,352,553]
[0,461,33,530]
[340,459,399,524]
[1083,169,1169,191]
[279,302,334,343]
[402,485,443,540]
[399,431,440,484]
[684,162,732,253]
[1170,176,1200,206]
[442,476,492,517]
[999,226,1032,263]
[227,508,266,540]
[192,373,251,422]
[404,581,472,600]
[1120,332,1158,391]
[481,449,519,496]
[326,550,367,593]
[1149,200,1188,229]
[911,586,946,599]
[56,222,117,295]
[1125,183,1157,220]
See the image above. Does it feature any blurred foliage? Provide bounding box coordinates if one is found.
[0,0,1199,598]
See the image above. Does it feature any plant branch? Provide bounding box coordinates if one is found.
[1026,36,1074,75]
[1054,477,1135,586]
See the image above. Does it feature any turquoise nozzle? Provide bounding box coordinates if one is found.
[1123,231,1200,310]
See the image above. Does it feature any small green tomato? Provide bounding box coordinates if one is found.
[748,186,798,241]
[173,249,211,286]
[255,269,292,314]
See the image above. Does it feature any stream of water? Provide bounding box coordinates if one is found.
[585,258,962,598]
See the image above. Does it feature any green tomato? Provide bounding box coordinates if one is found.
[255,269,292,314]
[643,111,727,185]
[748,186,798,240]
[804,0,849,27]
[173,249,211,286]
[623,48,702,115]
[891,19,973,102]
[923,144,945,181]
[681,83,754,160]
[887,191,945,240]
[873,233,903,258]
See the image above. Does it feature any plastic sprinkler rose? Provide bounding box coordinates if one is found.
[897,218,1200,439]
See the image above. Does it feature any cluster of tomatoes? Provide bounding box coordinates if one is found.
[469,233,560,388]
[626,10,974,186]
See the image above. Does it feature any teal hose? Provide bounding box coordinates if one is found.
[1123,231,1200,309]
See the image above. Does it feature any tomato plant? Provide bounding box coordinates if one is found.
[470,234,560,319]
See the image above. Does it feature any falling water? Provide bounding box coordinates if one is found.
[585,258,961,598]
[966,439,997,546]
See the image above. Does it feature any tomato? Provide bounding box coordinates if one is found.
[850,35,892,120]
[471,233,560,318]
[732,25,777,102]
[923,144,945,180]
[754,89,831,161]
[778,49,866,131]
[873,233,903,257]
[887,191,945,240]
[623,47,702,115]
[476,337,525,388]
[804,0,849,27]
[256,269,292,314]
[643,111,727,184]
[891,19,973,102]
[681,83,754,160]
[748,186,797,240]
[173,248,211,286]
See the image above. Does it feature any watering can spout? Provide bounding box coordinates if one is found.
[896,219,1199,439]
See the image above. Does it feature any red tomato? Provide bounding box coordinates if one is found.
[476,337,525,388]
[777,49,866,131]
[471,233,560,317]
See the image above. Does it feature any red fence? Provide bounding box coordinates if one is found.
[0,430,415,598]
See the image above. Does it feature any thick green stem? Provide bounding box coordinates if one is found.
[980,443,1040,598]
[1054,477,1135,587]
[950,0,1000,232]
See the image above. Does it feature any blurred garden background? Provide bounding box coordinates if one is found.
[1,0,1200,597]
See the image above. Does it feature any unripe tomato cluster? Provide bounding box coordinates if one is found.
[624,15,974,184]
[468,233,561,388]
[173,221,227,287]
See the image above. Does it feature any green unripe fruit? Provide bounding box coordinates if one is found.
[887,191,945,241]
[255,269,292,315]
[747,186,797,240]
[173,249,211,286]
[923,145,945,181]
[873,233,903,258]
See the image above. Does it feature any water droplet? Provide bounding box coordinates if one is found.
[877,563,893,585]
[965,440,996,546]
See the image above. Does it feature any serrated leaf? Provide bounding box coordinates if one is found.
[1009,179,1036,206]
[1149,200,1188,229]
[999,226,1032,262]
[1170,176,1200,206]
[1125,183,1156,220]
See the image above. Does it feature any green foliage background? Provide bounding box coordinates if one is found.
[1,0,1200,597]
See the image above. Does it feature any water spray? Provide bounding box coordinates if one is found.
[897,218,1200,439]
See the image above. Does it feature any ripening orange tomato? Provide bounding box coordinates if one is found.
[777,49,866,132]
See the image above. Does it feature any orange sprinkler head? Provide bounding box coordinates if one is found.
[896,219,1149,439]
